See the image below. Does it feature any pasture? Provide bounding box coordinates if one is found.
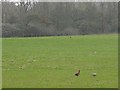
[2,34,118,88]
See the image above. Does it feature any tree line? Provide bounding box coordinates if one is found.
[2,1,118,37]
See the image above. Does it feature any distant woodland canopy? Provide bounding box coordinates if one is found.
[2,2,118,37]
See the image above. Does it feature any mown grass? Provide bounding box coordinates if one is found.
[0,38,2,89]
[2,34,118,88]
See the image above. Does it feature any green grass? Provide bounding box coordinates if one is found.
[2,34,118,88]
[0,38,2,89]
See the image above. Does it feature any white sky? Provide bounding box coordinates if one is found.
[0,0,119,2]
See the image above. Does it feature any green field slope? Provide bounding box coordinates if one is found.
[2,34,118,88]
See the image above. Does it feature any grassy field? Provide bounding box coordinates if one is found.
[2,34,118,88]
[0,38,2,89]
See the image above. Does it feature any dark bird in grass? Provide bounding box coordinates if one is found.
[92,73,96,77]
[75,70,80,76]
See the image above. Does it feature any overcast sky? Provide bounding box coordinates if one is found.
[0,0,119,2]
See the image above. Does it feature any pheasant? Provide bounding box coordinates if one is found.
[75,70,80,76]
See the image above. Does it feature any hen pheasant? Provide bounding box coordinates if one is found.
[75,70,80,76]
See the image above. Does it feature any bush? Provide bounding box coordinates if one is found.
[2,23,20,37]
